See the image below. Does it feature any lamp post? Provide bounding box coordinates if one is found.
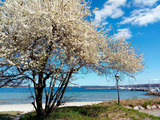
[115,73,120,105]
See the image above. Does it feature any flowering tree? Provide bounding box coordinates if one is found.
[0,0,143,116]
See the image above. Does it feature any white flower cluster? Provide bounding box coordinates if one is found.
[0,0,144,75]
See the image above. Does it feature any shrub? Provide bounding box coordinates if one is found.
[142,101,152,107]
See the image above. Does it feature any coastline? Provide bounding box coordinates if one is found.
[1,98,160,118]
[0,101,102,113]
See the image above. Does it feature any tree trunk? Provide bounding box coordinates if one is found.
[36,87,45,117]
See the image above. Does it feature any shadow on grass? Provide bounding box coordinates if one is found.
[0,111,22,120]
[0,113,16,120]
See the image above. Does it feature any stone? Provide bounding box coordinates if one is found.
[125,106,132,109]
[138,106,144,109]
[133,106,139,110]
[151,105,157,109]
[157,105,160,109]
[146,105,151,110]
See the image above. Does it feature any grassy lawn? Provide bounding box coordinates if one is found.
[20,99,160,120]
[0,111,22,120]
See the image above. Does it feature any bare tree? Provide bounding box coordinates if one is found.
[0,0,144,117]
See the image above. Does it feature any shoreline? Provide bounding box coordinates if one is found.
[1,98,160,118]
[1,98,160,113]
[0,101,102,113]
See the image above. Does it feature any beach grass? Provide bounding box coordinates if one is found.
[103,98,160,107]
[0,111,22,120]
[20,99,160,120]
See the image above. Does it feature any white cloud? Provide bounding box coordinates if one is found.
[94,0,126,24]
[114,28,132,39]
[120,5,160,26]
[134,0,158,7]
[150,79,160,81]
[102,22,108,26]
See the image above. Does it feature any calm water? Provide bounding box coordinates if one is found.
[0,87,158,104]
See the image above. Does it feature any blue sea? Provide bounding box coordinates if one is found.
[0,87,158,105]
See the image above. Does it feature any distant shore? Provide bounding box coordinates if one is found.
[84,88,109,89]
[146,91,160,96]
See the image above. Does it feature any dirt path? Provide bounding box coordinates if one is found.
[139,109,160,117]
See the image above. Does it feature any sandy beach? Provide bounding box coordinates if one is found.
[0,101,102,113]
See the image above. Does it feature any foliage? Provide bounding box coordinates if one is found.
[0,0,144,116]
[142,101,152,107]
[157,101,160,104]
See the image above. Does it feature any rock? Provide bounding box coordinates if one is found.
[151,105,157,109]
[157,105,160,109]
[133,106,139,110]
[146,105,151,109]
[146,91,160,96]
[125,106,132,109]
[138,106,144,109]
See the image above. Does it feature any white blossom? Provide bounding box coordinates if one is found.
[0,0,143,75]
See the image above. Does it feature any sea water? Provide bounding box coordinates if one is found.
[0,87,158,105]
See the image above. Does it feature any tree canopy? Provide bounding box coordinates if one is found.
[0,0,144,116]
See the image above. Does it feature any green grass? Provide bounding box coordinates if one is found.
[157,101,160,104]
[142,101,152,107]
[20,103,160,120]
[0,111,21,120]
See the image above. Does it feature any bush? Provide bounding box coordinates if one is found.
[142,101,152,107]
[157,101,160,104]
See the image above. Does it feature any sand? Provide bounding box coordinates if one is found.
[0,101,102,113]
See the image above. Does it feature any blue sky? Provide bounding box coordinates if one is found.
[75,0,160,86]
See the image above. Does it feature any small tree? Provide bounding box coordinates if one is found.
[0,0,144,117]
